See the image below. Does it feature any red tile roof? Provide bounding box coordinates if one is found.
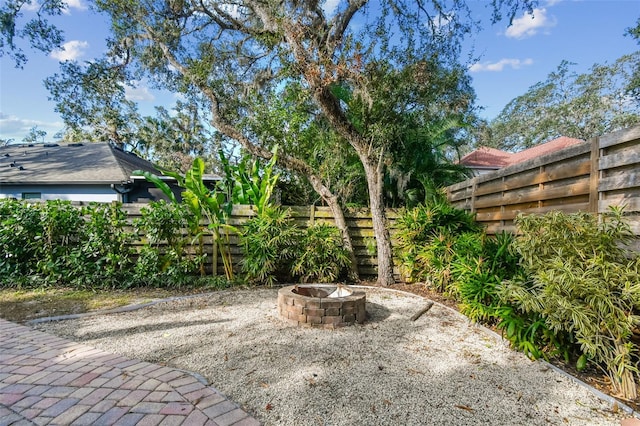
[460,136,585,169]
[459,147,513,168]
[507,136,584,165]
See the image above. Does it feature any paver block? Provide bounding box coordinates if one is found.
[71,411,102,425]
[116,389,150,407]
[0,392,26,405]
[79,388,114,405]
[176,382,205,395]
[91,399,117,413]
[158,415,187,426]
[195,393,227,410]
[17,407,42,420]
[32,397,60,410]
[130,401,167,414]
[51,404,90,425]
[213,408,248,426]
[182,410,209,426]
[136,414,166,426]
[40,398,80,418]
[112,412,145,426]
[41,386,76,398]
[0,413,27,425]
[93,406,129,426]
[203,400,236,418]
[160,401,194,415]
[12,395,42,408]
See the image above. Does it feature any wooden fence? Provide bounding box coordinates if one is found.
[121,203,395,277]
[446,126,640,242]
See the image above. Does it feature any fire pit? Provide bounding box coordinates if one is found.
[277,284,366,329]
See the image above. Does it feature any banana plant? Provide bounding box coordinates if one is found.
[220,146,280,216]
[134,158,235,280]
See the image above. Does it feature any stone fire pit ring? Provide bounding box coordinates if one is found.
[277,284,366,329]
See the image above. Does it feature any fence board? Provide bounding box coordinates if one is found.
[446,126,640,243]
[117,203,398,277]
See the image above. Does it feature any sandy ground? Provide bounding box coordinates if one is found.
[34,287,634,426]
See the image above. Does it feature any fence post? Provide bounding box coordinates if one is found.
[588,136,600,214]
[309,204,316,225]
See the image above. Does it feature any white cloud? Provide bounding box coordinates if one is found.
[470,58,534,72]
[322,0,340,17]
[50,40,89,61]
[0,113,64,142]
[62,0,88,14]
[124,82,155,102]
[24,1,86,15]
[65,0,87,9]
[505,8,556,39]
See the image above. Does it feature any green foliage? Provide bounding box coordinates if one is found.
[240,207,300,286]
[291,224,352,283]
[33,200,86,285]
[0,0,65,67]
[0,200,137,289]
[135,157,235,280]
[0,199,42,279]
[73,203,135,288]
[0,199,207,290]
[240,209,351,285]
[482,55,640,151]
[394,200,480,285]
[502,208,640,399]
[132,201,203,286]
[394,201,556,359]
[220,147,280,216]
[453,232,521,323]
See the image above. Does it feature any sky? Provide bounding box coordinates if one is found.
[0,0,638,143]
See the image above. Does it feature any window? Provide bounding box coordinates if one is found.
[22,192,41,200]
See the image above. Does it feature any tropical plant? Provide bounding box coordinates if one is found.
[135,157,235,280]
[453,232,521,323]
[394,200,480,284]
[501,208,640,400]
[131,200,203,286]
[220,146,280,216]
[291,223,352,283]
[239,207,301,286]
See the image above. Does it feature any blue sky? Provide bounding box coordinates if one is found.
[0,0,638,143]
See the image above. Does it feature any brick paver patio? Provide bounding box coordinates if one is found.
[0,318,260,425]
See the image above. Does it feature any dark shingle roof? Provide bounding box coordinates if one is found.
[0,142,159,184]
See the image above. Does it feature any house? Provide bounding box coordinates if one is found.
[459,136,585,176]
[0,142,218,203]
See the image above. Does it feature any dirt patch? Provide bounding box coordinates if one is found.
[0,288,197,323]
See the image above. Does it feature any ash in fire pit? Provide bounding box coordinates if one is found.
[278,284,366,329]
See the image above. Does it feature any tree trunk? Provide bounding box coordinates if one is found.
[362,156,395,286]
[207,106,360,280]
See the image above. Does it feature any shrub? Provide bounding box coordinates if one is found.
[240,207,301,285]
[452,232,520,323]
[394,200,480,286]
[133,201,203,287]
[501,208,640,400]
[291,223,352,283]
[0,199,42,282]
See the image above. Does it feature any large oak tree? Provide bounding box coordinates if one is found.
[87,0,535,285]
[4,0,535,285]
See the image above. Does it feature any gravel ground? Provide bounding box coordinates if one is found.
[34,287,632,426]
